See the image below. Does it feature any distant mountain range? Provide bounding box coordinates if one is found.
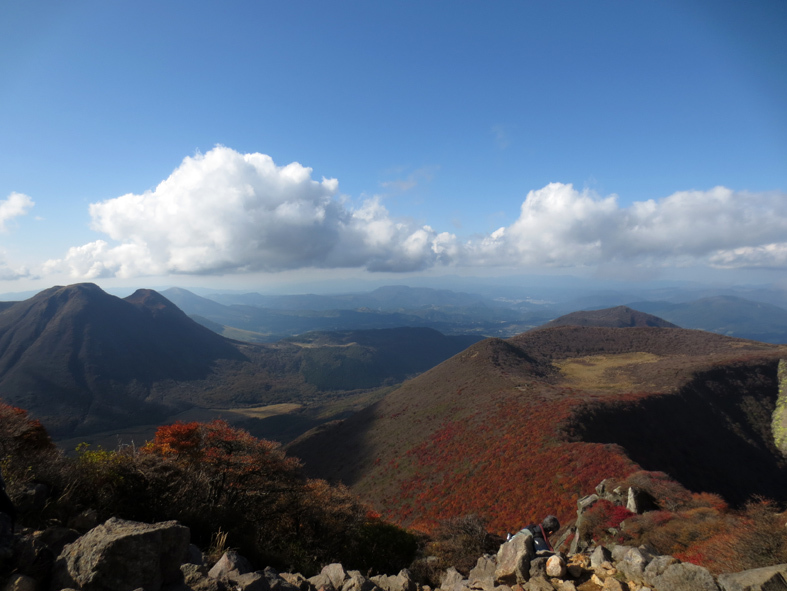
[0,284,480,439]
[161,285,787,344]
[161,286,543,341]
[625,296,787,343]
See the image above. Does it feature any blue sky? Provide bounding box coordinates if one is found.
[1,0,786,294]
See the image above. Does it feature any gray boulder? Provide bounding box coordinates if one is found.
[322,564,349,591]
[522,576,552,591]
[341,572,377,591]
[372,570,417,591]
[264,567,302,591]
[440,567,465,591]
[589,545,612,569]
[308,573,335,591]
[282,572,316,591]
[233,572,270,591]
[495,530,534,585]
[642,554,678,586]
[545,555,566,578]
[51,517,190,591]
[626,487,658,514]
[181,563,229,591]
[569,494,600,555]
[468,555,497,591]
[528,557,548,579]
[717,563,787,591]
[651,562,719,591]
[208,550,253,580]
[15,526,79,583]
[610,544,635,563]
[615,546,655,585]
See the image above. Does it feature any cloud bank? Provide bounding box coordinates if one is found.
[46,147,787,279]
[466,183,787,270]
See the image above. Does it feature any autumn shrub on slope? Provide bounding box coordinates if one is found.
[0,403,416,575]
[577,471,787,575]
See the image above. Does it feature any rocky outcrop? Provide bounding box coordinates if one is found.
[0,501,785,591]
[717,563,787,591]
[772,359,787,455]
[51,517,190,591]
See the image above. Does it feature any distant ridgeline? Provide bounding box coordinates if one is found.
[0,283,481,440]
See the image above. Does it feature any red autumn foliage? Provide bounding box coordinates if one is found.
[379,390,638,535]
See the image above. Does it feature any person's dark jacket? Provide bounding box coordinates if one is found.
[525,523,553,552]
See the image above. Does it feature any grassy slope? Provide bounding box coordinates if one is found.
[288,327,787,535]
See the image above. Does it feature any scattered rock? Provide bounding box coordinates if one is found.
[546,555,567,578]
[283,572,316,591]
[181,562,228,591]
[522,576,552,591]
[342,571,377,591]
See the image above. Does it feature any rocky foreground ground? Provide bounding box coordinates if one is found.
[2,511,786,591]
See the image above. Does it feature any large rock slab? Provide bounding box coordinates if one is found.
[495,530,534,585]
[651,562,719,591]
[718,563,787,591]
[51,517,190,591]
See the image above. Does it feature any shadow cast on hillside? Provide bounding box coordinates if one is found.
[571,361,787,506]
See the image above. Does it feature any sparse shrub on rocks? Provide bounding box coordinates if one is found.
[578,499,633,543]
[424,514,497,575]
[0,409,416,577]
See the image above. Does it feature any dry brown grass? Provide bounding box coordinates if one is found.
[555,352,662,392]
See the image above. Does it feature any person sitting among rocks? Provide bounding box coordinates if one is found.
[522,515,560,553]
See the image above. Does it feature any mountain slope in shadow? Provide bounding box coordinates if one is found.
[0,284,246,435]
[287,325,787,533]
[0,284,482,439]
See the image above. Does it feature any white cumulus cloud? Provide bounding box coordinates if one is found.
[0,192,34,232]
[462,183,787,270]
[48,146,453,278]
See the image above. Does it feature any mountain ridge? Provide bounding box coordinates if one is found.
[287,326,787,533]
[0,284,482,439]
